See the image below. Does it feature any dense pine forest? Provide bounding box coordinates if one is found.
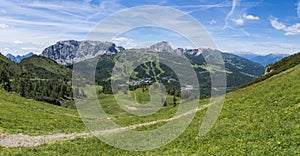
[0,54,74,107]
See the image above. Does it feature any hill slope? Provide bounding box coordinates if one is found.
[0,53,74,106]
[20,55,71,80]
[265,52,300,75]
[0,53,21,76]
[0,58,299,155]
[0,89,85,135]
[241,51,300,88]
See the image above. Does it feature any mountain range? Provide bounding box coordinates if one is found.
[232,52,288,66]
[6,52,34,63]
[0,40,266,104]
[0,41,299,155]
[41,40,265,96]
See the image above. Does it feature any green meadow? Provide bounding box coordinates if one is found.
[0,64,299,155]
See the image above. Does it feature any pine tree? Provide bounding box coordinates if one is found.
[163,97,167,107]
[173,95,177,107]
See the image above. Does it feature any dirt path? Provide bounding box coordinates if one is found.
[0,104,210,148]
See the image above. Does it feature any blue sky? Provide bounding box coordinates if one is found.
[0,0,300,55]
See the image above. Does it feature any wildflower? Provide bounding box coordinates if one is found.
[277,141,281,145]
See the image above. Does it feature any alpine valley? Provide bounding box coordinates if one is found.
[0,1,299,155]
[0,40,299,155]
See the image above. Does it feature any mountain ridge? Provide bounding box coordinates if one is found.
[232,52,288,66]
[41,40,122,65]
[40,40,265,95]
[6,52,34,63]
[0,48,299,155]
[0,41,265,105]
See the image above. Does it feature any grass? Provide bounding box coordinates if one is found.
[0,89,86,135]
[1,64,300,155]
[86,87,190,127]
[0,85,190,135]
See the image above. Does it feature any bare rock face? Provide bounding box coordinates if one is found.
[41,40,119,65]
[149,41,173,53]
[147,41,203,56]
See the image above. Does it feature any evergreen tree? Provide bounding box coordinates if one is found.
[173,95,177,107]
[0,71,11,92]
[163,97,167,107]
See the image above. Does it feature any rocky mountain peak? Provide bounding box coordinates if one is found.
[41,40,119,65]
[149,41,173,53]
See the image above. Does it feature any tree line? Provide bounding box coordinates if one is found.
[0,70,73,106]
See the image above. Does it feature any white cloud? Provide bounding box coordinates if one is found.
[209,20,217,25]
[13,40,23,44]
[0,0,124,35]
[270,17,300,36]
[223,0,260,28]
[232,18,244,25]
[1,48,11,54]
[230,13,259,26]
[87,6,217,49]
[0,0,125,54]
[216,37,300,55]
[20,47,40,51]
[0,23,8,29]
[270,18,286,30]
[224,0,238,29]
[87,0,125,20]
[172,1,230,9]
[285,23,300,36]
[243,14,259,20]
[112,37,137,49]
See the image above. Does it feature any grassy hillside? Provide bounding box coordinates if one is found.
[1,61,299,155]
[0,86,180,135]
[0,53,21,77]
[241,52,300,88]
[265,52,300,73]
[0,89,85,135]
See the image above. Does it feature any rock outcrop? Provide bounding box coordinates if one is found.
[41,40,120,65]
